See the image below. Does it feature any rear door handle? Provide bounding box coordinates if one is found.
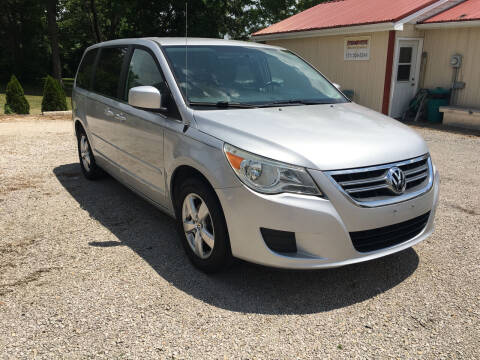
[114,113,126,122]
[105,108,114,117]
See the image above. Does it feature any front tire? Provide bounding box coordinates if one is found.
[175,178,232,273]
[77,130,103,180]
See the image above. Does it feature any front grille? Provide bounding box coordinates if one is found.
[350,212,430,252]
[326,154,433,207]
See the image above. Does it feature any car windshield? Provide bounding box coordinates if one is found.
[162,45,348,107]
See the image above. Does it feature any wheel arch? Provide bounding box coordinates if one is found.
[169,164,217,213]
[170,163,233,270]
[74,118,95,153]
[74,119,85,137]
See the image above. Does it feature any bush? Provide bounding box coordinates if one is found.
[41,75,68,112]
[4,75,30,114]
[4,104,14,114]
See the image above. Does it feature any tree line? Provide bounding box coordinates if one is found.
[0,0,324,85]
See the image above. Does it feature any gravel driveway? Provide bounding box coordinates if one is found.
[1,116,479,359]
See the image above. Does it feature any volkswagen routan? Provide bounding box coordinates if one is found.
[72,38,439,272]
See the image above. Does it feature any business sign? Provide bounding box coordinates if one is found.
[344,36,370,61]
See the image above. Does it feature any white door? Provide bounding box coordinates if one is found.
[390,40,420,118]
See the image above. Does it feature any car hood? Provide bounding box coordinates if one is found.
[193,102,429,170]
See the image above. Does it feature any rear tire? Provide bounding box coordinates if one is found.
[77,129,104,180]
[175,177,232,273]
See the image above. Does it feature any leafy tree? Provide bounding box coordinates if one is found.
[41,75,68,112]
[0,0,49,83]
[4,75,30,114]
[0,0,329,84]
[89,0,103,42]
[45,0,62,81]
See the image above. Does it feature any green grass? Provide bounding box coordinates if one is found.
[0,80,72,115]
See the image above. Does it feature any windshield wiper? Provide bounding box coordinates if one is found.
[188,101,257,109]
[258,99,334,107]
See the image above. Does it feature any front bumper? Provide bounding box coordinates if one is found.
[216,168,439,269]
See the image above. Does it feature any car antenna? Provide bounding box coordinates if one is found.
[185,1,188,103]
[183,2,189,133]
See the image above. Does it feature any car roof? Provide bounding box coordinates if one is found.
[86,37,282,50]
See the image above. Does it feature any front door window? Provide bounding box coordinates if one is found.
[125,49,166,100]
[397,47,413,82]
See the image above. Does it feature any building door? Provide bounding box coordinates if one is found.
[390,40,420,118]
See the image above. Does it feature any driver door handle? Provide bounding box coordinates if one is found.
[114,113,126,122]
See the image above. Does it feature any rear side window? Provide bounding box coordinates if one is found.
[93,47,128,98]
[76,49,98,89]
[125,48,166,100]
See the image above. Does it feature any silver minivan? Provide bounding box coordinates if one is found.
[73,38,439,272]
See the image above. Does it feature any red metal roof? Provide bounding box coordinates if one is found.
[423,0,480,23]
[253,0,438,36]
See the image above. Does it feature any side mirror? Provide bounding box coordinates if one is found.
[333,83,341,90]
[128,86,165,110]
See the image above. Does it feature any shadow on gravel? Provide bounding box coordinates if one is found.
[54,163,419,315]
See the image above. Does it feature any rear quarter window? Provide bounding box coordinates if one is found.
[93,47,128,99]
[76,48,98,90]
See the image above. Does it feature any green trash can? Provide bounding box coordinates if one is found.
[427,87,450,123]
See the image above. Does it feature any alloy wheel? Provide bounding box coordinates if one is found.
[182,193,215,259]
[80,134,91,172]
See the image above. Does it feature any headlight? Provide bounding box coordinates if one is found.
[224,143,323,196]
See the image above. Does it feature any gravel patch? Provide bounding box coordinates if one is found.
[0,119,479,359]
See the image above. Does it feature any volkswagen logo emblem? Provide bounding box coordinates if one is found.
[386,167,406,194]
